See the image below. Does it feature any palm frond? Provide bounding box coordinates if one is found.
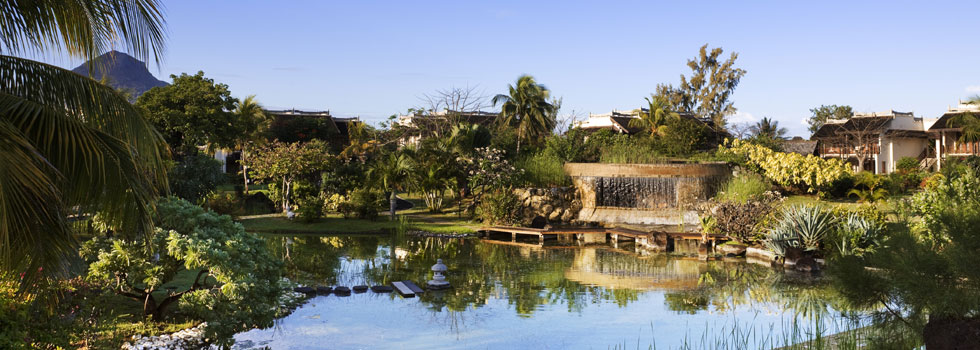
[0,0,167,64]
[0,120,77,282]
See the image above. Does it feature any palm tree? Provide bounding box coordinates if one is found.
[630,94,679,135]
[951,96,980,143]
[234,95,269,194]
[750,117,788,140]
[368,152,413,220]
[0,0,168,283]
[492,75,556,154]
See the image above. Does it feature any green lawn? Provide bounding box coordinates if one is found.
[782,194,899,213]
[238,212,478,235]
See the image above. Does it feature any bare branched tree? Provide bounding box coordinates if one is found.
[728,122,753,139]
[419,85,490,135]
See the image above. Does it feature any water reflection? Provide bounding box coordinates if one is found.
[240,234,852,349]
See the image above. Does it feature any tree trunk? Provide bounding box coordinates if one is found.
[923,316,980,350]
[241,146,249,194]
[389,190,397,221]
[143,293,159,320]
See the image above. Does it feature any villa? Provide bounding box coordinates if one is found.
[571,109,713,135]
[812,110,936,174]
[927,101,980,171]
[396,109,498,145]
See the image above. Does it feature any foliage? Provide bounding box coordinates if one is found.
[244,139,332,211]
[335,188,383,220]
[765,205,837,255]
[136,71,239,153]
[720,139,850,193]
[847,171,888,202]
[830,212,883,257]
[0,1,168,282]
[82,198,283,345]
[655,44,746,129]
[629,94,679,135]
[749,117,788,140]
[476,189,523,226]
[234,95,270,193]
[715,173,771,203]
[832,168,980,343]
[541,127,600,163]
[516,152,571,187]
[950,110,980,143]
[492,75,557,154]
[459,147,523,195]
[168,151,223,203]
[896,157,920,174]
[712,191,781,243]
[367,152,413,219]
[652,116,715,157]
[807,104,853,134]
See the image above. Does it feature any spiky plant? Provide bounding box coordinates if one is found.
[765,205,836,255]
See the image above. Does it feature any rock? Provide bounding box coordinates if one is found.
[370,285,393,293]
[794,257,820,273]
[352,285,368,293]
[560,209,574,222]
[923,316,980,350]
[293,286,315,294]
[548,209,561,221]
[529,216,549,229]
[333,286,351,296]
[316,286,332,295]
[717,243,747,256]
[541,204,554,215]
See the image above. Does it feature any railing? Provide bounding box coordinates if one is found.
[818,144,880,156]
[942,142,980,155]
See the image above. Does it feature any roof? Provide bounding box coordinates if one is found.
[781,140,817,155]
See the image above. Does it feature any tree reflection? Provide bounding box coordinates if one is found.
[262,234,854,319]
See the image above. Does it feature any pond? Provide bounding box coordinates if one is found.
[233,234,858,349]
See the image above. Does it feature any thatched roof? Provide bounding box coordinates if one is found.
[781,140,817,155]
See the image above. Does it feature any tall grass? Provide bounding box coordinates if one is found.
[599,141,669,164]
[516,152,571,187]
[716,173,771,203]
[607,315,922,350]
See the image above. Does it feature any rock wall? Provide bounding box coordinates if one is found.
[514,187,582,224]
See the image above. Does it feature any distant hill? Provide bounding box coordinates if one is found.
[72,50,169,101]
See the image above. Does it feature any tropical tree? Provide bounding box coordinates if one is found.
[848,171,888,202]
[749,117,788,140]
[234,95,270,194]
[492,75,557,154]
[807,104,853,134]
[368,152,414,220]
[630,94,679,135]
[0,0,169,283]
[951,96,980,143]
[136,71,240,155]
[656,44,746,130]
[245,140,332,212]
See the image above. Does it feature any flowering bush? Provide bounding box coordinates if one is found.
[720,139,850,193]
[458,147,523,194]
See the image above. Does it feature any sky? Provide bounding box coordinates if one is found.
[51,0,980,137]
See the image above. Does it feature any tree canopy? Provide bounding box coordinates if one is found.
[656,44,746,130]
[807,104,853,135]
[492,75,557,154]
[136,71,240,154]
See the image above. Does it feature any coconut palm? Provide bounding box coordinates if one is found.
[234,95,269,194]
[951,96,980,143]
[750,117,788,140]
[630,94,679,135]
[491,75,556,154]
[368,152,414,220]
[0,0,168,284]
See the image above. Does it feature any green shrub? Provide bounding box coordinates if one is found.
[516,152,570,187]
[715,173,771,203]
[476,189,523,225]
[339,188,383,220]
[896,157,920,174]
[848,171,888,202]
[169,152,224,203]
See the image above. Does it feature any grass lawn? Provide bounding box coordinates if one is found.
[782,194,900,213]
[238,212,478,235]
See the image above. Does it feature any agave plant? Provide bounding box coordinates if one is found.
[765,205,837,256]
[833,213,883,256]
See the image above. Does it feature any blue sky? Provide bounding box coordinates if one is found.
[54,1,980,136]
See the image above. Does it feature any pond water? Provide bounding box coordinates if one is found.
[234,235,856,349]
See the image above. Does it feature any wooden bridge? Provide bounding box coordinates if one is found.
[478,225,730,254]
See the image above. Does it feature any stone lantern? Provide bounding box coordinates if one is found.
[427,259,450,289]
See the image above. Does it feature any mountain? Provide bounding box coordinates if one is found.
[71,50,169,101]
